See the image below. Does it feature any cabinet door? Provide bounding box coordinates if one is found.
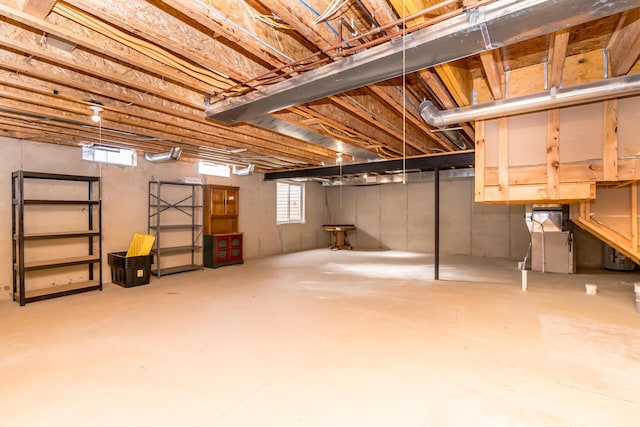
[225,189,238,216]
[214,236,230,263]
[210,188,227,216]
[229,234,243,261]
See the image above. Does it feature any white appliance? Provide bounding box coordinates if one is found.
[526,206,575,274]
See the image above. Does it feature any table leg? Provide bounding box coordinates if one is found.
[329,231,337,249]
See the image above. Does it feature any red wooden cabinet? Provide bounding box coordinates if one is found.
[204,233,243,268]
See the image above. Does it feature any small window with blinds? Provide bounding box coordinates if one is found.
[277,182,305,224]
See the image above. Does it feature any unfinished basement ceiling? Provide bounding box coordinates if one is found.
[0,0,639,172]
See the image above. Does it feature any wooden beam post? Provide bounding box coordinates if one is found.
[547,109,560,199]
[479,49,504,100]
[475,120,485,202]
[435,62,474,107]
[603,99,619,181]
[548,30,570,87]
[632,182,638,252]
[498,117,509,201]
[607,8,640,77]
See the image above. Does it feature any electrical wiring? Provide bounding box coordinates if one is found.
[255,14,294,30]
[218,0,483,100]
[192,0,295,62]
[317,123,376,147]
[314,0,349,24]
[298,0,340,38]
[290,107,385,153]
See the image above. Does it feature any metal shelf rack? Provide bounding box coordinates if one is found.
[12,171,102,306]
[148,180,204,278]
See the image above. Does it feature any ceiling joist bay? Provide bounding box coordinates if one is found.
[0,0,637,172]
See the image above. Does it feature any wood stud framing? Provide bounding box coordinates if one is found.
[632,182,638,252]
[573,184,640,265]
[1,0,640,177]
[22,0,56,19]
[546,109,560,200]
[474,120,485,202]
[479,49,504,100]
[607,8,640,77]
[603,99,619,182]
[548,30,570,88]
[497,117,509,201]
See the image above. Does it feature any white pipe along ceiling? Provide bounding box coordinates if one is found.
[420,73,640,127]
[205,0,639,125]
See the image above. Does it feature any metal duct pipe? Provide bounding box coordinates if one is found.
[144,147,182,163]
[206,0,639,124]
[420,73,640,127]
[232,164,255,175]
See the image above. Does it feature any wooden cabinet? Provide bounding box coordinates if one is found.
[204,185,239,234]
[203,185,243,268]
[12,171,102,306]
[204,233,243,268]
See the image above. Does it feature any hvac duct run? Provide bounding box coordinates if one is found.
[232,164,255,175]
[144,147,182,163]
[420,73,640,127]
[205,0,638,124]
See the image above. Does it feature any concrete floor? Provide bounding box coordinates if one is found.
[1,249,639,426]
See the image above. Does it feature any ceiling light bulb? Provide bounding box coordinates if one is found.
[89,105,103,123]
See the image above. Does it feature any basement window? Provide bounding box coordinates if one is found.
[82,145,137,167]
[199,161,230,177]
[277,182,305,224]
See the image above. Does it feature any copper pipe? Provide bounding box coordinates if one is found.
[214,0,498,99]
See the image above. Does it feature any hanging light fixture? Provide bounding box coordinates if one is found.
[89,105,103,123]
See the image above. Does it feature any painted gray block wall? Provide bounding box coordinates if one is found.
[0,138,327,301]
[238,176,327,255]
[573,226,604,270]
[325,176,530,259]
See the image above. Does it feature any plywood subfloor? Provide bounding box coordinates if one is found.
[1,250,639,426]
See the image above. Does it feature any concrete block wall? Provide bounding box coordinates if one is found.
[0,138,607,303]
[325,175,531,260]
[0,138,328,301]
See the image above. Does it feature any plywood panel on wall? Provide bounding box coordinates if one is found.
[484,119,500,168]
[559,103,604,163]
[485,111,548,169]
[508,111,547,166]
[617,97,640,158]
[590,186,632,239]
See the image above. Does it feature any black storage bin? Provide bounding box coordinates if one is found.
[108,251,153,288]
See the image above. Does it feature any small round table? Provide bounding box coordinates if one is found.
[322,224,356,250]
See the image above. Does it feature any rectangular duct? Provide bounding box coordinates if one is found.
[206,0,638,124]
